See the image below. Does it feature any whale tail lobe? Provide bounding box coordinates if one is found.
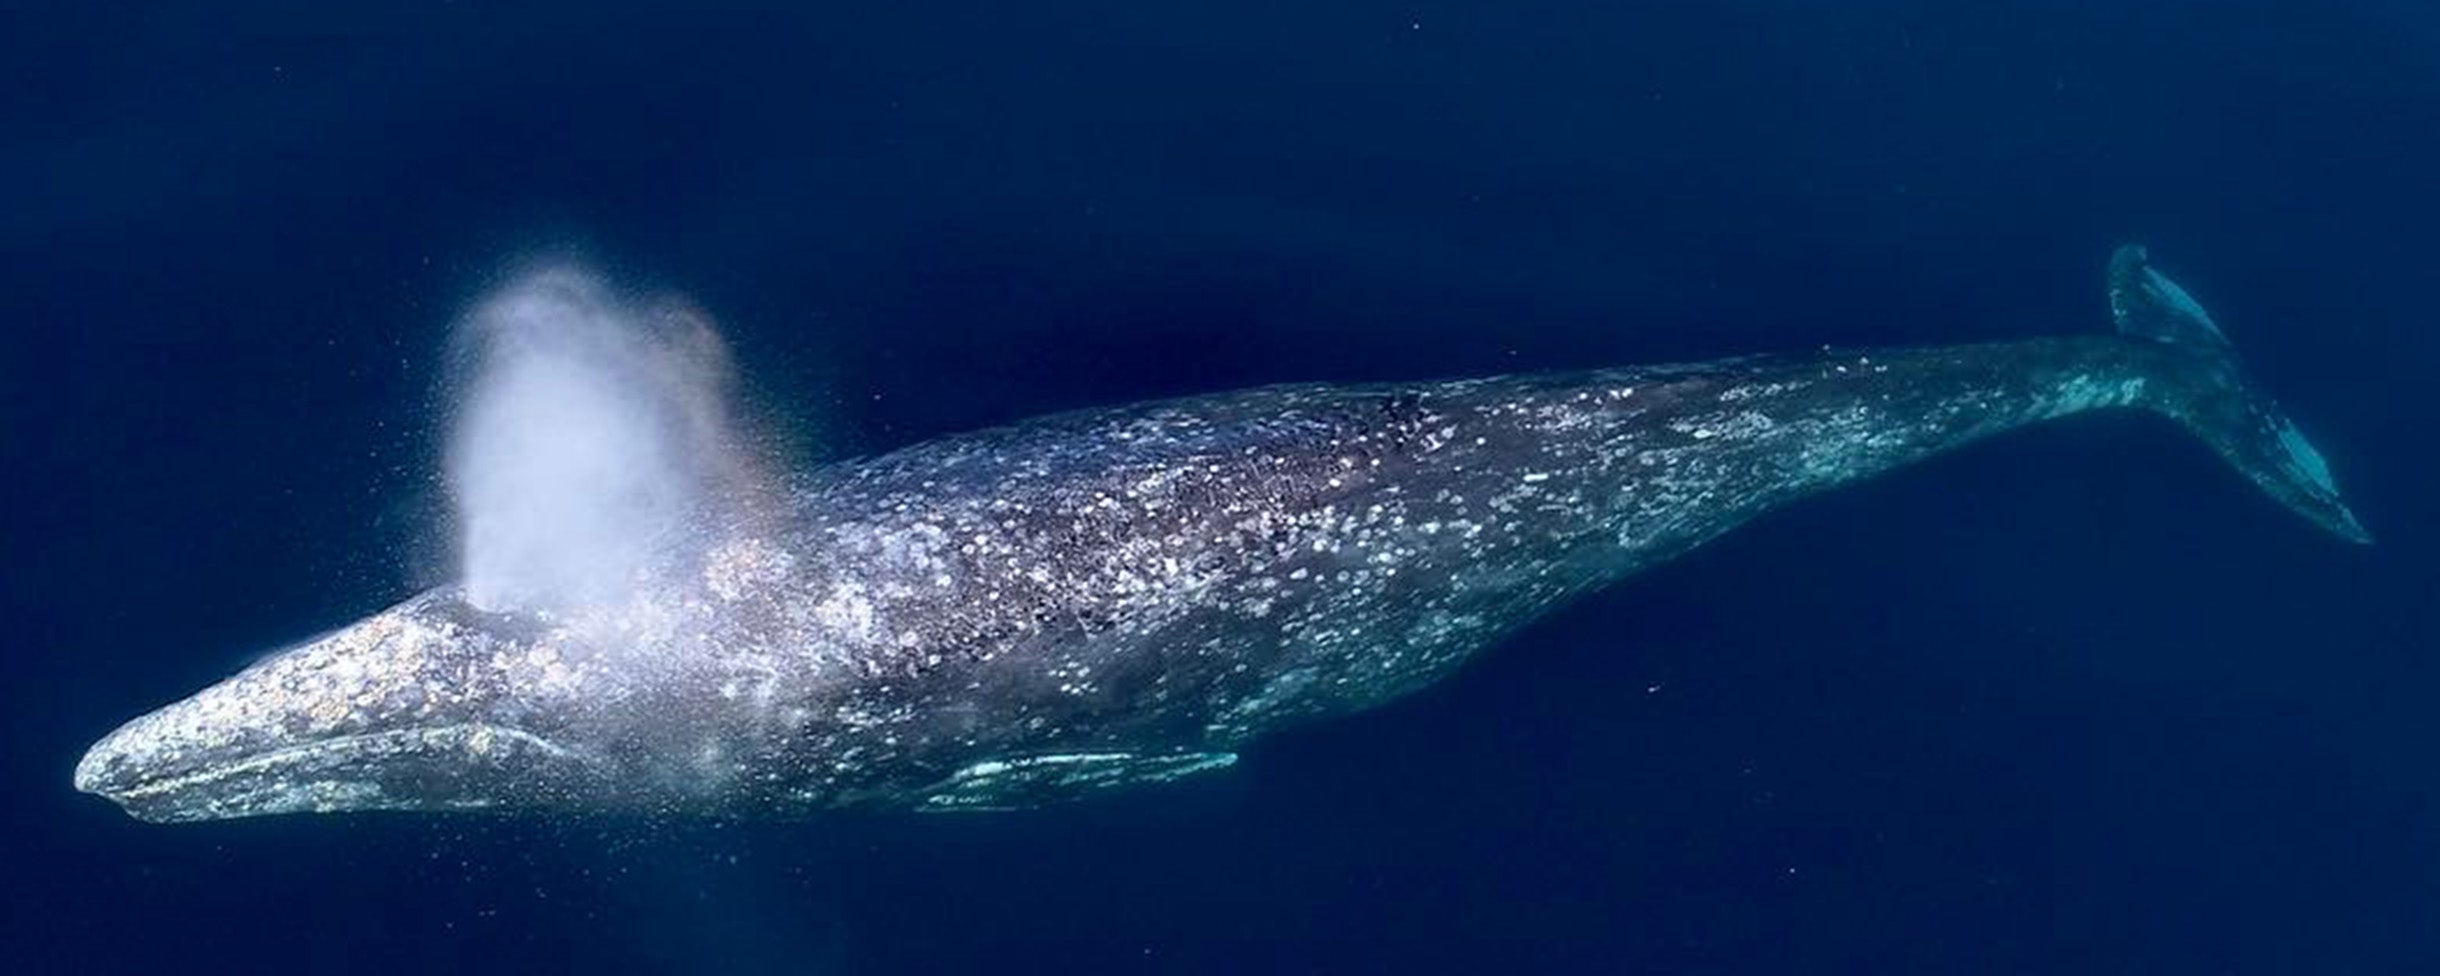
[2110,245,2371,543]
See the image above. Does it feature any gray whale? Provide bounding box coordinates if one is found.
[76,246,2367,822]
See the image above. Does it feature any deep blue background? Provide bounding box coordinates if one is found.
[4,2,2437,972]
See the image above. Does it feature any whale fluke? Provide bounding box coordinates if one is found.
[2108,244,2370,544]
[2110,244,2232,349]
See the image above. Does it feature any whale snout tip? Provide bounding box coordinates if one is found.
[74,716,169,811]
[72,732,123,797]
[73,722,174,821]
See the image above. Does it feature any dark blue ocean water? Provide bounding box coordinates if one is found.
[4,2,2437,972]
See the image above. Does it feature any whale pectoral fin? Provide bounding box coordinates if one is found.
[917,751,1238,812]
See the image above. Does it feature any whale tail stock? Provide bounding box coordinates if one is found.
[2108,244,2371,543]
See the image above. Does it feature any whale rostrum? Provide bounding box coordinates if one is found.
[75,247,2366,822]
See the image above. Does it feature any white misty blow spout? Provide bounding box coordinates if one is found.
[445,268,747,612]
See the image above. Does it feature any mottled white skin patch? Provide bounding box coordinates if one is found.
[84,335,2241,820]
[76,592,615,820]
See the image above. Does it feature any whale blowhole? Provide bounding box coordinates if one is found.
[443,267,765,615]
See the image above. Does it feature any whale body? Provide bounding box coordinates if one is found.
[75,247,2367,822]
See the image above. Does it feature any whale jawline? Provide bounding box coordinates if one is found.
[79,723,589,823]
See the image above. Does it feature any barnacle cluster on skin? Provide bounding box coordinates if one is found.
[84,606,454,785]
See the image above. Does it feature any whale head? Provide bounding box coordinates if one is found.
[75,588,623,822]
